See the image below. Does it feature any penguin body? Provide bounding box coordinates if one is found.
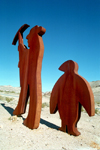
[50,60,95,136]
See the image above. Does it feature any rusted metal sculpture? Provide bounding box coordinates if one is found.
[12,24,46,129]
[50,60,95,136]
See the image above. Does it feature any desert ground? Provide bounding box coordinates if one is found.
[0,81,100,150]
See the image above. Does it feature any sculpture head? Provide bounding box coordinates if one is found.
[59,60,79,73]
[26,25,46,47]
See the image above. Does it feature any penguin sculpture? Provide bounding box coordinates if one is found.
[50,60,95,136]
[12,25,46,129]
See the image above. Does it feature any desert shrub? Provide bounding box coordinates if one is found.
[0,90,3,92]
[96,101,100,105]
[4,90,15,94]
[81,106,84,112]
[5,97,14,102]
[42,102,49,108]
[10,91,15,93]
[8,116,18,122]
[95,108,99,114]
[0,96,13,102]
[5,91,9,94]
[81,106,86,112]
[0,95,4,100]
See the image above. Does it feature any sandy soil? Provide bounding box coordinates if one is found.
[0,86,100,150]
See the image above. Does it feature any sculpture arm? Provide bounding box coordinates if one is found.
[50,74,66,114]
[50,87,59,114]
[18,32,27,48]
[50,78,62,114]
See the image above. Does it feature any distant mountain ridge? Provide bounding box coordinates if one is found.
[89,80,100,103]
[0,80,100,102]
[89,80,100,88]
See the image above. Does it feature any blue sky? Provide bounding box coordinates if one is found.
[0,0,100,92]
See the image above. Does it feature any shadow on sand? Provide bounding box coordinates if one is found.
[1,103,14,116]
[40,118,59,130]
[1,103,59,130]
[22,117,59,130]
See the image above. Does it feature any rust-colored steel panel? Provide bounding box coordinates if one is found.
[12,24,30,45]
[12,24,46,129]
[50,60,95,136]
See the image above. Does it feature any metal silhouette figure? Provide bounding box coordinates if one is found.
[50,60,95,136]
[12,24,46,129]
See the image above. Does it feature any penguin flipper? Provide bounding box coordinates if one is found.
[76,75,95,116]
[50,86,59,114]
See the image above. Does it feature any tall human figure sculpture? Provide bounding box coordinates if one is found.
[12,24,46,129]
[50,60,95,136]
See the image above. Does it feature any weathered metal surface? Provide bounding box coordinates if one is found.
[50,60,95,136]
[12,24,46,129]
[12,24,30,45]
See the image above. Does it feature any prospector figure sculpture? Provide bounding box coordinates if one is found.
[50,60,95,136]
[12,24,46,129]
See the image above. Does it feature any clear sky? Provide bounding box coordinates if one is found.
[0,0,100,92]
